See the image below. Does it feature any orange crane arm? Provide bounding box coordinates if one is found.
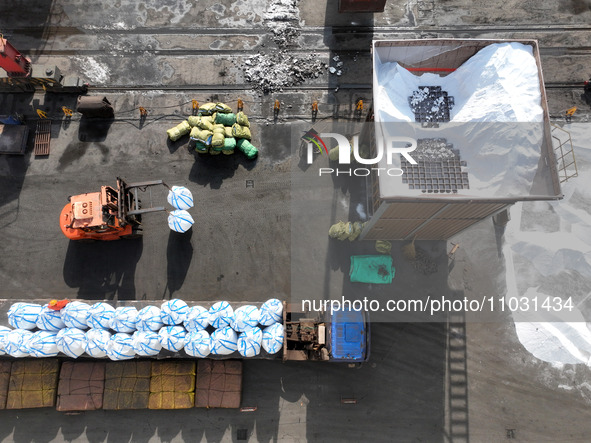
[0,36,31,77]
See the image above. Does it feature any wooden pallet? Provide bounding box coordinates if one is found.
[34,119,51,156]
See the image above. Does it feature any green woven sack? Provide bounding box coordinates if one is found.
[194,140,208,153]
[236,111,250,128]
[232,124,251,140]
[222,137,236,155]
[209,147,221,155]
[236,138,258,159]
[215,112,237,126]
[224,137,236,150]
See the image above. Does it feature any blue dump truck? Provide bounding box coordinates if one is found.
[283,302,370,363]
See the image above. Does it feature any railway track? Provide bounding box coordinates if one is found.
[3,21,589,115]
[89,83,584,93]
[89,83,372,93]
[7,24,591,37]
[18,47,591,58]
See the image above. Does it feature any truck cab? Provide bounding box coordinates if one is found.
[283,303,370,363]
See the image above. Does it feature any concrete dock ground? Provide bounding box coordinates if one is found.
[2,0,591,442]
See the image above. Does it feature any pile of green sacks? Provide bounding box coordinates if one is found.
[166,102,258,159]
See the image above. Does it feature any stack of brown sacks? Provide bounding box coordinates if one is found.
[166,102,258,159]
[103,361,151,410]
[195,360,242,408]
[6,359,59,409]
[56,362,105,412]
[148,361,195,409]
[0,361,12,409]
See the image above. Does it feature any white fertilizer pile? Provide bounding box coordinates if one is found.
[504,124,591,366]
[375,42,543,123]
[374,43,546,199]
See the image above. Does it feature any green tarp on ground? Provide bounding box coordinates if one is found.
[349,255,394,284]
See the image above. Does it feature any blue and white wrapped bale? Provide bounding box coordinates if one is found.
[86,302,116,330]
[8,303,42,330]
[262,323,284,355]
[210,327,238,355]
[208,301,234,329]
[232,305,260,332]
[61,301,91,329]
[237,327,263,357]
[5,329,33,357]
[259,298,283,326]
[158,325,187,352]
[167,186,194,210]
[184,305,210,331]
[132,331,162,357]
[56,328,87,358]
[27,331,59,357]
[161,299,189,325]
[110,306,139,333]
[0,326,11,356]
[137,305,164,331]
[167,210,194,233]
[84,329,111,358]
[184,329,211,358]
[107,333,136,361]
[36,305,66,331]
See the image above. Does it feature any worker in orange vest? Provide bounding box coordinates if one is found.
[48,299,70,311]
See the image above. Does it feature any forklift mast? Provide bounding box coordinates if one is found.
[117,177,167,225]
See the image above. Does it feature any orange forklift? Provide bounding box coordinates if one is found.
[60,178,167,241]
